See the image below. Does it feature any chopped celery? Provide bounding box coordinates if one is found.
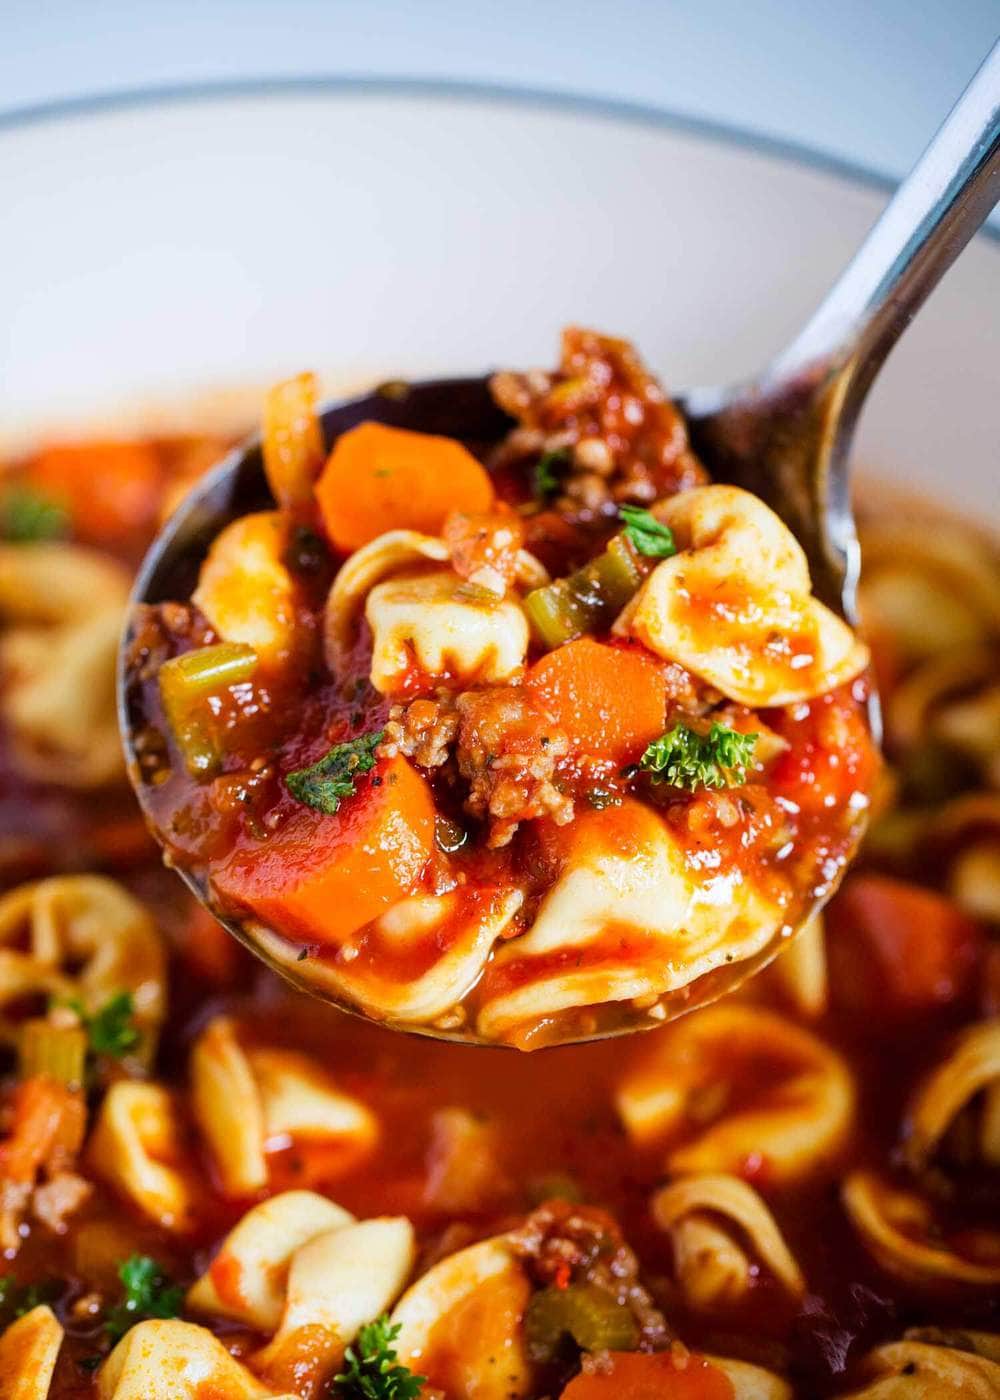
[524,1283,640,1361]
[523,533,644,649]
[19,1018,87,1087]
[159,642,258,777]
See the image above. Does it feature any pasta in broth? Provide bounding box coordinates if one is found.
[125,331,878,1047]
[0,338,996,1400]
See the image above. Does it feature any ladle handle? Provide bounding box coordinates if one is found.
[776,40,1000,385]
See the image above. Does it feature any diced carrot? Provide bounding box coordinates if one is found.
[315,422,494,552]
[559,1350,735,1400]
[262,371,325,510]
[0,1076,84,1183]
[527,637,668,765]
[29,441,161,543]
[211,756,435,947]
[826,874,984,1016]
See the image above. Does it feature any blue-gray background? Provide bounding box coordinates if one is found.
[3,0,998,199]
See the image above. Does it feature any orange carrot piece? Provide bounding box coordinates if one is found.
[29,441,161,543]
[527,637,668,765]
[315,421,494,552]
[0,1076,83,1183]
[560,1351,735,1400]
[212,755,435,947]
[262,371,325,510]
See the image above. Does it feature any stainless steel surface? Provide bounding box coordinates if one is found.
[681,41,1000,629]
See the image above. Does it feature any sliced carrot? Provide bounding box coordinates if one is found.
[315,421,494,552]
[826,874,984,1016]
[560,1350,735,1400]
[212,756,435,947]
[527,637,668,765]
[28,441,161,543]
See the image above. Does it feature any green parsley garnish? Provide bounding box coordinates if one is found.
[0,488,69,542]
[618,504,676,558]
[333,1314,426,1399]
[637,722,758,791]
[59,991,140,1060]
[286,731,385,815]
[532,449,569,502]
[104,1254,183,1343]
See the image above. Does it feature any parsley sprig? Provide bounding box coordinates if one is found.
[104,1254,183,1343]
[286,731,385,815]
[59,991,141,1061]
[333,1315,426,1398]
[0,487,69,543]
[638,722,758,791]
[532,449,569,502]
[618,504,676,558]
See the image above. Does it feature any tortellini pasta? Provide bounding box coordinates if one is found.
[761,912,828,1018]
[652,1173,805,1309]
[707,1356,794,1399]
[190,1016,377,1195]
[87,1081,200,1231]
[614,484,868,705]
[192,510,298,664]
[366,567,530,693]
[254,1216,415,1388]
[0,875,166,1049]
[841,1336,1000,1398]
[188,1189,353,1331]
[0,1305,63,1400]
[256,888,524,1028]
[391,1235,534,1400]
[904,1017,1000,1171]
[0,541,130,787]
[476,802,785,1043]
[616,1004,855,1184]
[841,1170,1000,1287]
[97,1319,292,1399]
[323,528,449,678]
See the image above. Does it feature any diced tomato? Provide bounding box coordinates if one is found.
[826,874,984,1016]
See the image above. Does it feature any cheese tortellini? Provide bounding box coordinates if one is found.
[616,1004,855,1184]
[193,510,299,664]
[190,1016,377,1195]
[0,541,130,787]
[0,1305,63,1400]
[87,1081,200,1231]
[614,484,868,705]
[391,1235,534,1400]
[97,1320,291,1400]
[842,1170,1000,1288]
[187,1190,353,1331]
[476,801,785,1042]
[652,1173,806,1309]
[842,1336,1000,1398]
[366,568,529,693]
[0,875,166,1050]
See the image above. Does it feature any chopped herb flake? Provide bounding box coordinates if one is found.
[58,991,140,1061]
[618,504,676,558]
[332,1313,426,1398]
[286,731,385,814]
[0,488,69,542]
[104,1254,183,1343]
[533,449,569,502]
[638,722,758,791]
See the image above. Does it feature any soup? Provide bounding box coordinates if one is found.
[123,330,876,1048]
[0,347,997,1399]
